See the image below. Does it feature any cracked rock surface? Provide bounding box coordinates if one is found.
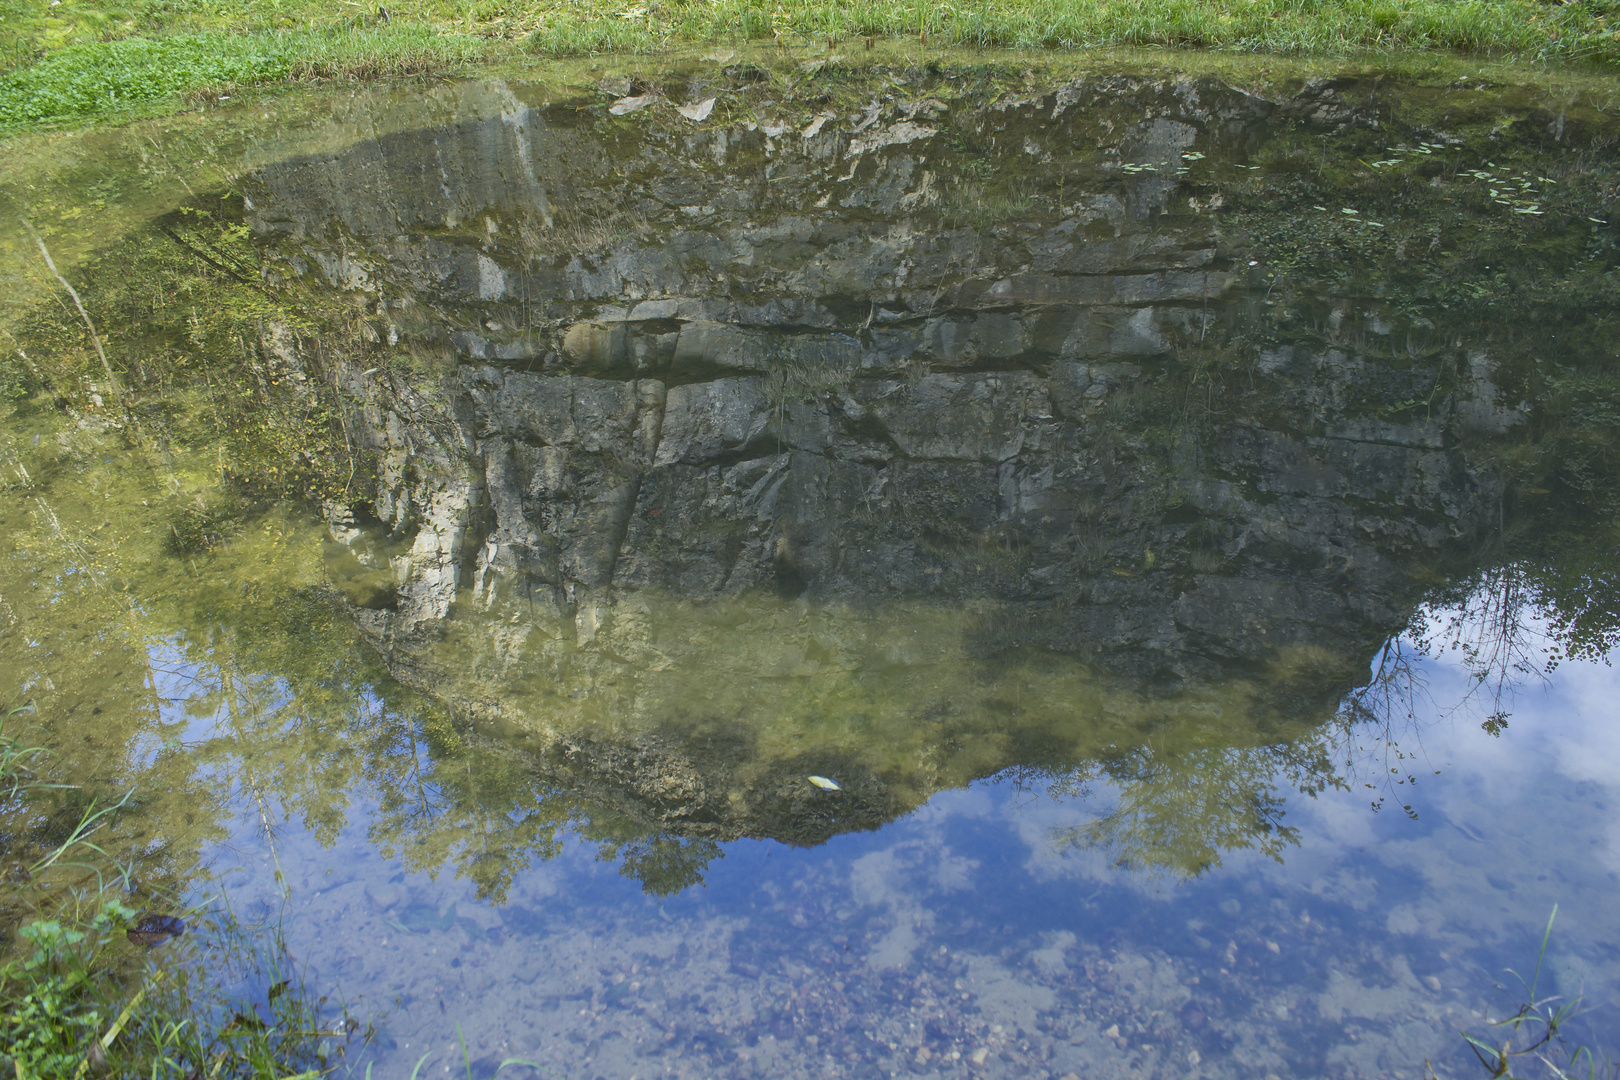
[238,68,1581,848]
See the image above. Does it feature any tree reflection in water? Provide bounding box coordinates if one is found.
[5,490,1612,909]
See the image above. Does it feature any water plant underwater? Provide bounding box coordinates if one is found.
[1440,906,1618,1080]
[0,703,365,1079]
[2,702,562,1080]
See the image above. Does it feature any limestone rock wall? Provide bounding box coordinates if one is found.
[237,71,1522,844]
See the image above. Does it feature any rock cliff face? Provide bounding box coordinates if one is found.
[239,70,1529,846]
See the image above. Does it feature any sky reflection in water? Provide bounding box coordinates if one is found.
[191,628,1619,1080]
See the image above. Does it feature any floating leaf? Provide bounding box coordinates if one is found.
[609,94,656,116]
[126,913,185,947]
[226,1010,266,1032]
[807,775,841,791]
[676,97,716,122]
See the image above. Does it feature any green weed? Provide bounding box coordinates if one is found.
[1440,905,1619,1080]
[0,890,358,1079]
[1,704,50,806]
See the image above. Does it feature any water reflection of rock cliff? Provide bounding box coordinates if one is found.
[234,69,1617,881]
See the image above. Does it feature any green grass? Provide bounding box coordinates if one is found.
[524,0,1620,60]
[0,26,484,128]
[0,894,352,1079]
[0,0,1618,132]
[1,704,48,806]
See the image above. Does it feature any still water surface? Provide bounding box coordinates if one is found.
[2,54,1618,1078]
[219,648,1620,1079]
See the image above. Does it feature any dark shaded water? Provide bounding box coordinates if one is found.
[2,54,1618,1078]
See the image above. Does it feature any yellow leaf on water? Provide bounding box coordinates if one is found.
[807,775,841,791]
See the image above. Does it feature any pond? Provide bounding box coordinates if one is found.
[2,54,1618,1079]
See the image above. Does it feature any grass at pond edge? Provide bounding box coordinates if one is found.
[0,26,487,130]
[2,0,1619,132]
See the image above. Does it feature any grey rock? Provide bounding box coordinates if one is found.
[230,69,1589,849]
[654,378,773,466]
